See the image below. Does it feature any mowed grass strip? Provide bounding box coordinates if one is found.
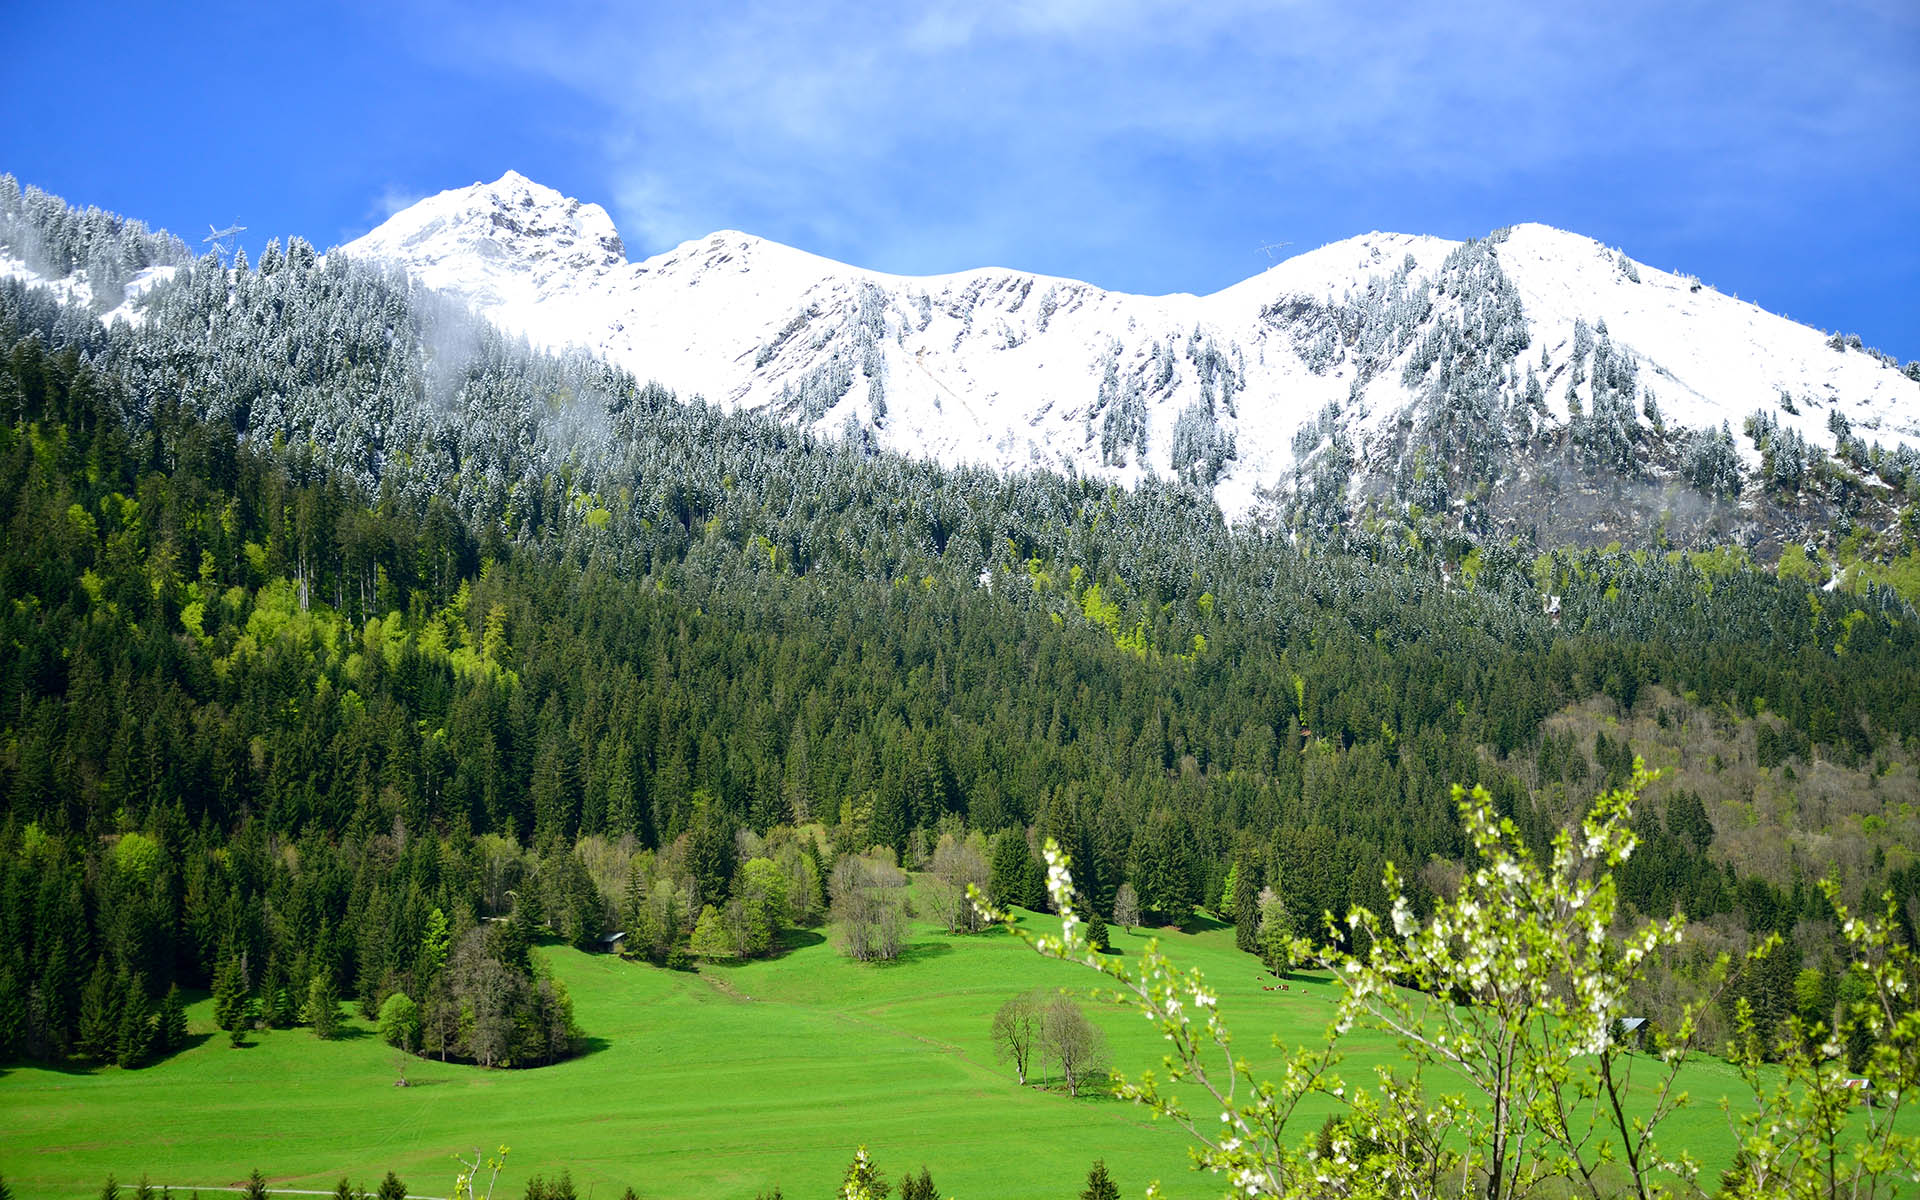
[0,910,1888,1198]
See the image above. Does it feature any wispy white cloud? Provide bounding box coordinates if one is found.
[427,0,1917,295]
[371,184,427,223]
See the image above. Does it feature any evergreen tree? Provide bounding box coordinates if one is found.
[1085,909,1110,953]
[76,962,118,1062]
[305,973,340,1039]
[0,965,27,1060]
[375,1172,406,1200]
[837,1147,889,1200]
[988,832,1034,910]
[1080,1160,1119,1200]
[213,955,249,1045]
[1231,857,1262,953]
[156,985,189,1055]
[114,975,153,1068]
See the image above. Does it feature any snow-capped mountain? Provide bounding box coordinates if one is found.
[346,171,1920,538]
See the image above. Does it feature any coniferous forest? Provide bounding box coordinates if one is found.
[3,176,1920,1093]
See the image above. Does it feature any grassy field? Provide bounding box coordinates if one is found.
[0,908,1879,1199]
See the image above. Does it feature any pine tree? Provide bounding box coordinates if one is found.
[1085,909,1110,953]
[988,832,1032,910]
[115,975,153,1068]
[77,961,118,1062]
[0,964,26,1059]
[157,985,189,1054]
[375,1172,406,1200]
[1080,1160,1119,1200]
[213,955,248,1044]
[242,1173,268,1200]
[305,973,340,1039]
[837,1147,889,1200]
[1232,857,1262,954]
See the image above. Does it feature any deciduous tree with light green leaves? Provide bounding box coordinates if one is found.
[379,992,420,1053]
[689,904,734,959]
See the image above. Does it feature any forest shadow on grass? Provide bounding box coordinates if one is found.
[874,940,956,967]
[1177,912,1231,935]
[571,1034,614,1060]
[771,928,827,956]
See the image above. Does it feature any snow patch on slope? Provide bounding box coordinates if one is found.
[2,252,177,327]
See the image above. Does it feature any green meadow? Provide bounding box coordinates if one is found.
[0,910,1852,1199]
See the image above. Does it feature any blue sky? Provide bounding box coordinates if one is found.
[4,0,1916,360]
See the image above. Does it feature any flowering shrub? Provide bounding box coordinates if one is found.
[975,763,1919,1199]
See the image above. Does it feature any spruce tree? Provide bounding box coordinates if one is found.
[157,985,189,1054]
[76,961,118,1062]
[0,964,26,1059]
[305,973,340,1039]
[375,1172,406,1200]
[1232,857,1262,954]
[1085,909,1110,953]
[213,955,248,1044]
[115,975,153,1068]
[837,1147,888,1200]
[988,832,1031,909]
[1079,1160,1119,1200]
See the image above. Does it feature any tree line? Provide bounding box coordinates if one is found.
[2,183,1919,1076]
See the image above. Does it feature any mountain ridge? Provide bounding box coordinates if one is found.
[340,173,1920,539]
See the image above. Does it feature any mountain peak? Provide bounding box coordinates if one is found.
[340,172,626,303]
